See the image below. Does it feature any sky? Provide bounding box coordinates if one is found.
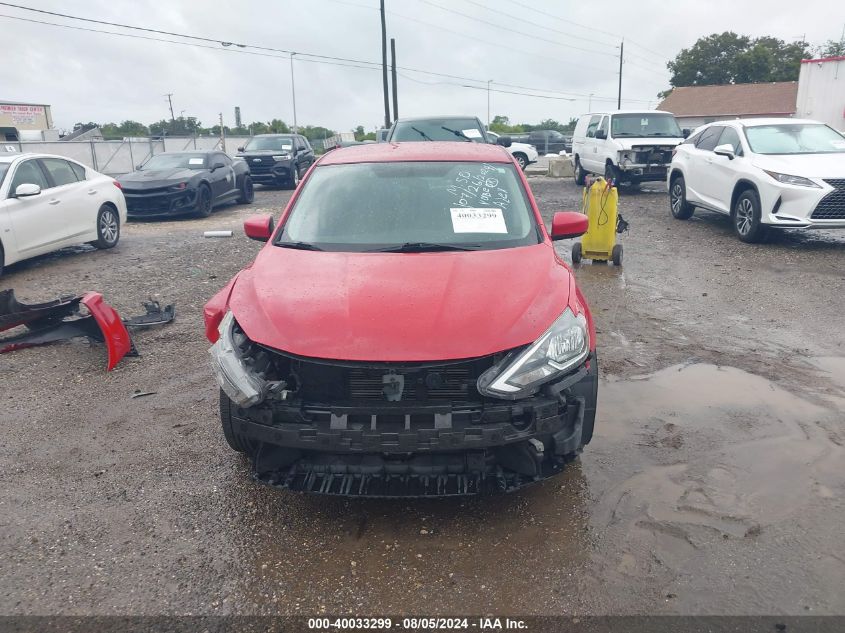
[1,0,842,134]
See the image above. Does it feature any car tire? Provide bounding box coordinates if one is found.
[93,204,120,249]
[571,241,582,264]
[733,189,767,243]
[195,184,213,218]
[611,243,623,266]
[669,175,695,219]
[219,389,251,453]
[574,159,586,186]
[512,153,528,170]
[238,175,255,204]
[0,241,4,277]
[288,165,300,190]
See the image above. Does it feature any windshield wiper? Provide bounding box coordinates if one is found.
[410,126,433,141]
[277,241,324,251]
[441,126,473,142]
[369,242,480,253]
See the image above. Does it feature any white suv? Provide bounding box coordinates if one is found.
[668,118,845,243]
[571,110,686,187]
[486,131,538,170]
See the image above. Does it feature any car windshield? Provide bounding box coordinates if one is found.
[744,124,845,155]
[141,153,206,170]
[244,136,294,151]
[611,114,682,137]
[391,119,486,143]
[276,161,540,252]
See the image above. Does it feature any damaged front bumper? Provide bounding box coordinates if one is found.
[226,359,597,497]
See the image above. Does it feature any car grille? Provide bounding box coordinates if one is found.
[811,179,845,220]
[124,193,172,213]
[246,156,275,175]
[291,357,494,405]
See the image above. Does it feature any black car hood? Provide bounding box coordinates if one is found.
[237,150,292,160]
[118,168,199,189]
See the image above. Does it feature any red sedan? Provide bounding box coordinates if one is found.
[204,141,597,497]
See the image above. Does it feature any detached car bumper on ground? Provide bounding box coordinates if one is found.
[204,142,598,497]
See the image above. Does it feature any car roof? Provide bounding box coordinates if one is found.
[319,141,512,165]
[0,152,83,164]
[736,117,824,127]
[581,110,674,117]
[393,115,481,122]
[253,133,295,137]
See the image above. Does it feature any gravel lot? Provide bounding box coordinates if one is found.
[1,177,843,616]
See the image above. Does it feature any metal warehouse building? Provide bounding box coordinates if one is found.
[796,55,845,131]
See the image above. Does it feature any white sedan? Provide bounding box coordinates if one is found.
[0,152,127,275]
[668,118,845,242]
[486,131,539,170]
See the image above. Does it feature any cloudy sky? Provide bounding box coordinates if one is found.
[1,0,841,134]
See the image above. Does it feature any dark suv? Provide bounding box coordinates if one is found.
[511,130,571,155]
[236,134,315,188]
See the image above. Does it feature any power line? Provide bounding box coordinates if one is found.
[0,5,654,107]
[416,0,619,58]
[506,0,671,63]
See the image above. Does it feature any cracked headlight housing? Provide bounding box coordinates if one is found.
[477,309,589,400]
[209,311,265,407]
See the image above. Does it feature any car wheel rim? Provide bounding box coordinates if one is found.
[517,157,526,168]
[100,210,118,243]
[736,198,753,235]
[294,168,299,185]
[671,184,682,213]
[202,190,211,212]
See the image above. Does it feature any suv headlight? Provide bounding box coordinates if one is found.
[763,171,821,188]
[477,309,589,400]
[209,311,266,407]
[272,153,291,161]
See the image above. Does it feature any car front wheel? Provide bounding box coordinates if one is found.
[670,175,694,219]
[238,175,255,204]
[219,389,251,453]
[512,153,528,170]
[93,205,120,249]
[733,189,767,243]
[195,184,213,217]
[574,159,586,186]
[288,165,300,190]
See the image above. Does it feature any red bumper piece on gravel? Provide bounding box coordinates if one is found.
[80,292,134,371]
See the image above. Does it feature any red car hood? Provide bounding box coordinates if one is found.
[229,243,572,361]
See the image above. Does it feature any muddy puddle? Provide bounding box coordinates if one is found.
[227,361,845,615]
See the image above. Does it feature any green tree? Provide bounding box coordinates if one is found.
[268,119,290,133]
[299,125,336,142]
[246,121,269,135]
[100,120,149,138]
[817,39,845,57]
[353,125,366,141]
[667,32,811,87]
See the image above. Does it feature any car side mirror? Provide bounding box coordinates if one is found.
[595,130,607,140]
[136,164,143,170]
[212,162,226,171]
[550,211,589,241]
[14,183,41,197]
[244,214,275,242]
[496,135,512,148]
[237,146,245,153]
[713,144,736,160]
[682,128,691,138]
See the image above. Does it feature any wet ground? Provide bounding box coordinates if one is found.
[1,178,843,616]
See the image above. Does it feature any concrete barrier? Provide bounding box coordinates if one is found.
[548,157,574,178]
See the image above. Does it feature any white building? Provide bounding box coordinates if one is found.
[796,55,845,131]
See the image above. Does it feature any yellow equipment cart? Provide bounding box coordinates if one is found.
[572,177,623,266]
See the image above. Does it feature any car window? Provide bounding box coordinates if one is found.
[390,118,486,142]
[278,161,540,252]
[10,159,49,193]
[611,113,682,138]
[216,153,232,166]
[244,136,294,152]
[695,126,725,152]
[743,124,845,155]
[41,158,79,187]
[596,116,608,136]
[68,161,87,180]
[142,153,207,170]
[718,127,744,156]
[585,115,602,138]
[302,137,312,151]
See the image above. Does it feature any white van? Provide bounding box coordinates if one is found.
[571,110,687,186]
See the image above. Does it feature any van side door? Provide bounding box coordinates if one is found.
[579,116,603,173]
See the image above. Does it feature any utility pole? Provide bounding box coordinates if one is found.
[380,0,390,129]
[390,38,399,121]
[588,93,594,110]
[487,80,493,127]
[219,112,226,152]
[617,40,623,109]
[165,93,175,122]
[290,53,298,133]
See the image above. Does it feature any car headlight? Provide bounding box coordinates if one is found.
[477,309,589,400]
[272,153,291,161]
[170,182,187,191]
[763,171,821,188]
[209,311,266,407]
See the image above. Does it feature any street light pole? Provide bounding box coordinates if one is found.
[290,53,298,133]
[487,79,493,128]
